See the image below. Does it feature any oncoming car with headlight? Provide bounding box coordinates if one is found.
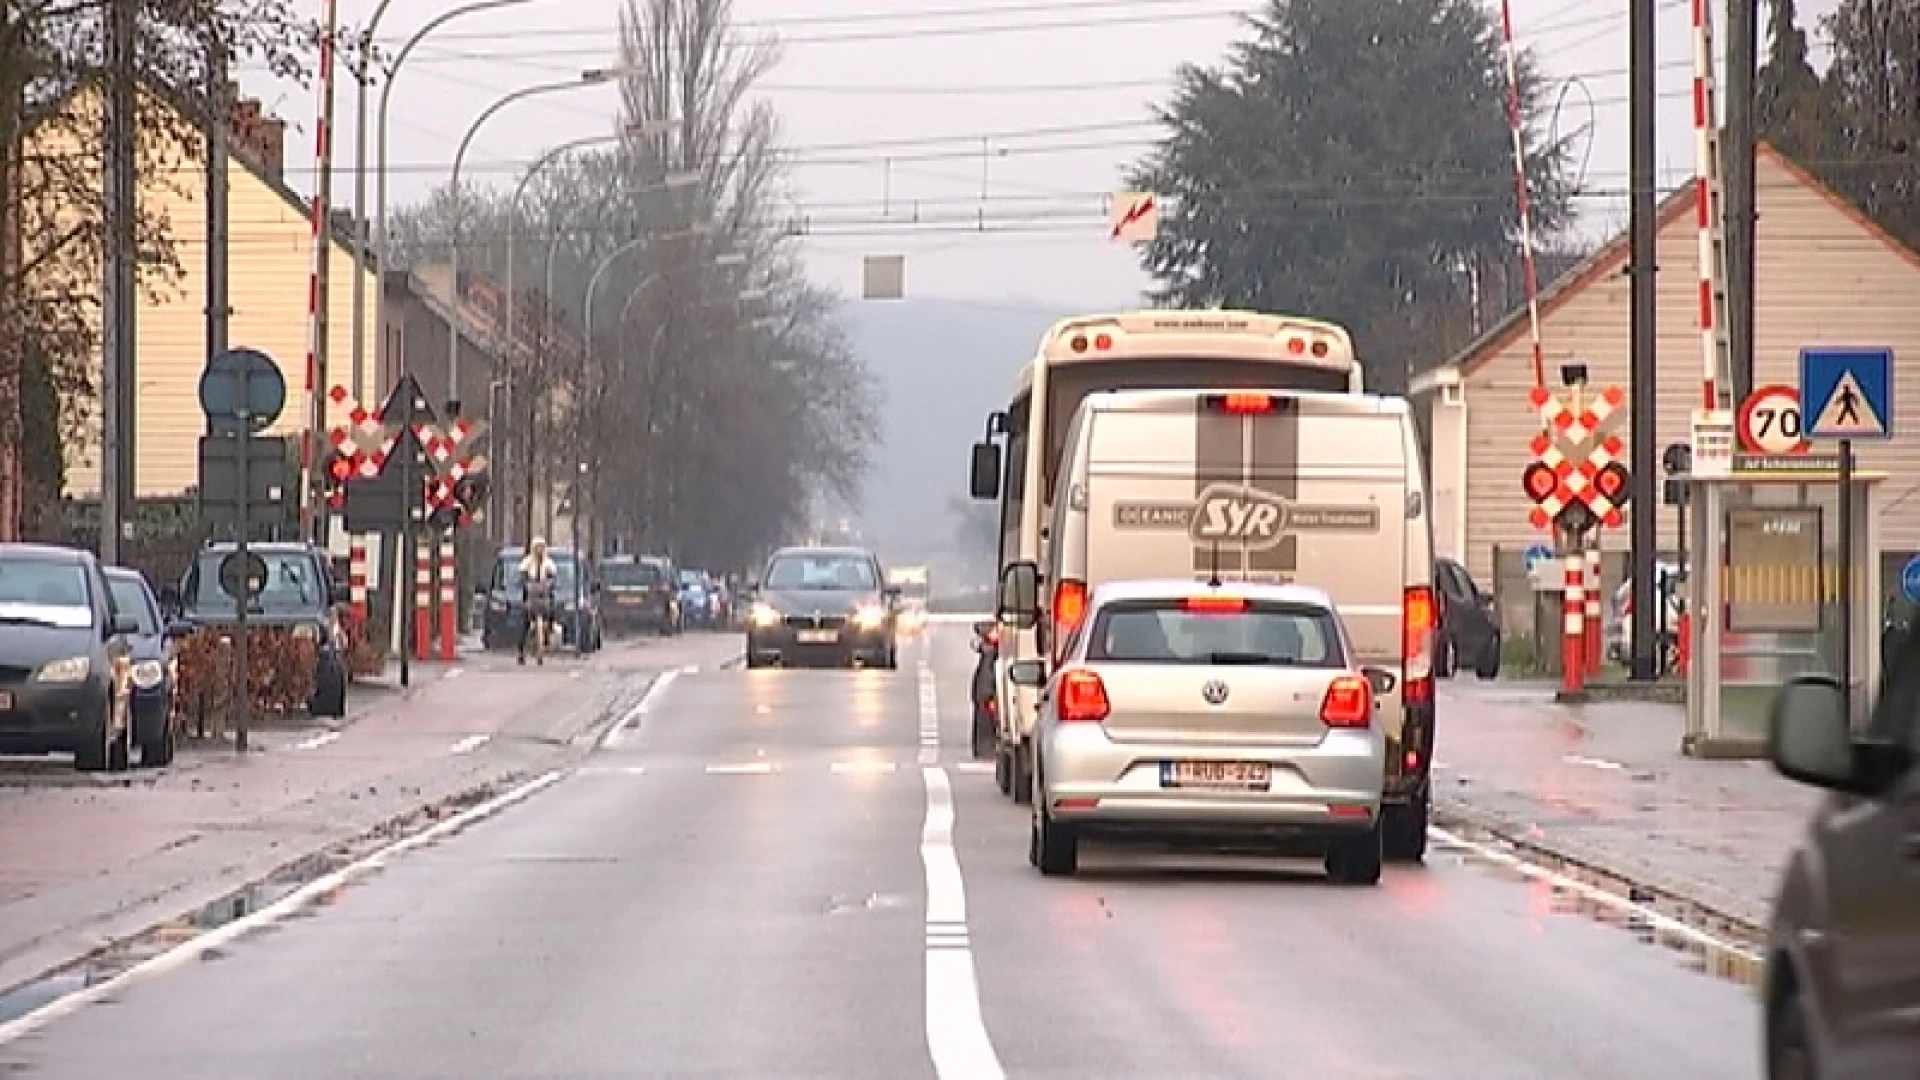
[105,566,179,767]
[1001,575,1392,884]
[744,546,900,669]
[172,542,349,717]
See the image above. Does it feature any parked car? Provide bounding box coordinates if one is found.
[600,554,681,635]
[104,566,177,767]
[1762,628,1920,1079]
[0,543,143,771]
[1434,557,1500,679]
[482,546,603,653]
[169,542,349,718]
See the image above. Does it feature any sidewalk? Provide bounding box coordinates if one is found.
[0,642,649,997]
[1432,679,1817,933]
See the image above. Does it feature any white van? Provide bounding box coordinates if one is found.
[1026,387,1437,861]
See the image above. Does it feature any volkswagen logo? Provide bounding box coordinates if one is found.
[1201,679,1229,705]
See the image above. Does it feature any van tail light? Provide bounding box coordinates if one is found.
[1051,578,1088,663]
[1403,585,1436,705]
[1057,669,1110,724]
[1320,675,1372,728]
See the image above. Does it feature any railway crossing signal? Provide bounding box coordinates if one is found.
[1520,384,1632,533]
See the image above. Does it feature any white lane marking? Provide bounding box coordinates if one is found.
[0,770,565,1047]
[576,765,648,776]
[1428,826,1761,963]
[830,761,898,774]
[952,761,993,775]
[449,734,489,755]
[444,667,464,680]
[919,765,1004,1079]
[288,731,340,752]
[706,762,776,774]
[1562,753,1625,771]
[600,668,684,750]
[917,661,940,767]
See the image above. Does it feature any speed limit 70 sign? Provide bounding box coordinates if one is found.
[1737,385,1810,455]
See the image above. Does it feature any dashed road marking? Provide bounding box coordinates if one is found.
[952,761,994,775]
[576,765,648,776]
[706,762,776,774]
[449,734,489,755]
[288,731,340,752]
[917,661,940,766]
[444,667,464,680]
[1562,753,1626,771]
[920,765,1004,1078]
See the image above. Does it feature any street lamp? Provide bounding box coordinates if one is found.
[446,67,647,415]
[371,0,537,390]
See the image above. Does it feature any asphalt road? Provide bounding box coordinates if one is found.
[0,624,1761,1079]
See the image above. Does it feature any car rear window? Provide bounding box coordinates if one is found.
[1087,600,1346,668]
[604,562,663,587]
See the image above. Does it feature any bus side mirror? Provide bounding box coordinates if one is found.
[997,561,1040,629]
[969,441,1001,501]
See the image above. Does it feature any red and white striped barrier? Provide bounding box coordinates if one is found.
[1496,0,1547,392]
[301,0,341,541]
[1585,547,1603,676]
[1690,0,1727,413]
[1562,554,1586,696]
[413,533,432,663]
[438,533,457,662]
[347,536,368,625]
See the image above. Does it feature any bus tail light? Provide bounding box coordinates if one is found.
[1310,339,1330,358]
[1403,585,1436,705]
[1051,578,1088,663]
[1057,670,1110,723]
[1286,337,1307,354]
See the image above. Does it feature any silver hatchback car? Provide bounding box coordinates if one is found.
[1007,579,1393,884]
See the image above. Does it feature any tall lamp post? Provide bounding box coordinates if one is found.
[369,0,536,388]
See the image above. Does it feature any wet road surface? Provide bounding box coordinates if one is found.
[0,625,1760,1078]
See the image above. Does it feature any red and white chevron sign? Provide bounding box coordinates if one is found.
[1521,384,1632,531]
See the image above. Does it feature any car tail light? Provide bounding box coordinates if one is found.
[1403,585,1436,705]
[1320,675,1371,728]
[1181,596,1246,614]
[1057,669,1109,724]
[1210,393,1275,415]
[1051,578,1088,663]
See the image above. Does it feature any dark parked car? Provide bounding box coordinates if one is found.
[1763,627,1920,1080]
[1434,556,1500,679]
[482,546,603,653]
[105,567,177,767]
[743,546,900,669]
[601,555,681,635]
[170,542,348,718]
[0,543,142,771]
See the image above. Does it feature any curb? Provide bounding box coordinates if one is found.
[1432,796,1769,947]
[0,673,639,1006]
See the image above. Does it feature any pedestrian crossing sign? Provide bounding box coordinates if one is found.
[1800,347,1894,440]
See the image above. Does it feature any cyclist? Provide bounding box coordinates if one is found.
[518,537,559,665]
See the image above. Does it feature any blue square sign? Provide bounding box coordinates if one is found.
[1800,347,1894,440]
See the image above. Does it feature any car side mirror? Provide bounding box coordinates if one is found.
[1768,675,1908,796]
[997,561,1040,629]
[1009,659,1046,688]
[969,441,1002,501]
[1362,666,1398,695]
[165,618,195,639]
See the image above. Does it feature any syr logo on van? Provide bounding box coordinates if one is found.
[1191,483,1291,550]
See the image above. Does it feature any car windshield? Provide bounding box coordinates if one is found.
[106,576,159,634]
[496,556,578,600]
[679,571,705,588]
[0,560,94,629]
[603,561,663,587]
[763,554,877,592]
[190,551,324,613]
[1087,600,1346,667]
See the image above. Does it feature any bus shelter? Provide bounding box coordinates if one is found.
[1684,460,1883,756]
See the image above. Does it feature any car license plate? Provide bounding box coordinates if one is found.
[1162,760,1270,790]
[797,630,839,644]
[0,690,12,710]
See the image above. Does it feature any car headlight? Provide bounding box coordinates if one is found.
[292,623,320,641]
[35,656,90,683]
[749,603,781,628]
[131,659,165,689]
[854,605,887,629]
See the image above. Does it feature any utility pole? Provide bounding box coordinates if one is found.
[205,39,231,364]
[1628,0,1659,682]
[1725,0,1759,406]
[100,0,138,564]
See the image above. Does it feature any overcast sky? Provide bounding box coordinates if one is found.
[245,0,1843,312]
